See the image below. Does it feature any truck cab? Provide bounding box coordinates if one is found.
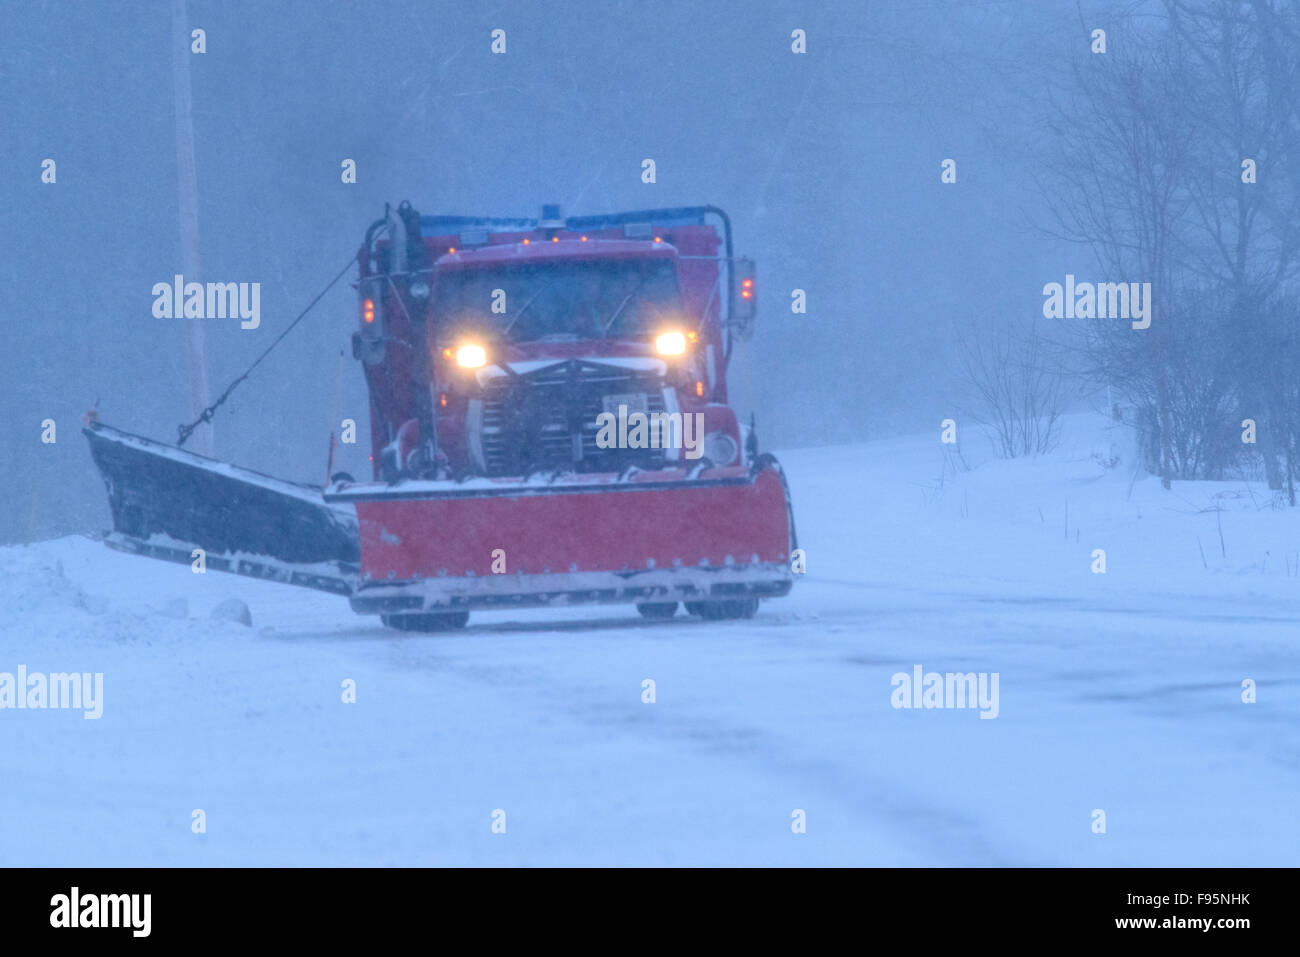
[354,204,756,482]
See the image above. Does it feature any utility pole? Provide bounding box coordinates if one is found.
[172,0,213,454]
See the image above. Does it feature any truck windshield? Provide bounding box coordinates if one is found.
[433,257,683,341]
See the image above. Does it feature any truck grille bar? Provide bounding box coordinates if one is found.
[478,359,668,475]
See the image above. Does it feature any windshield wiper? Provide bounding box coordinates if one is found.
[502,278,559,338]
[601,276,652,336]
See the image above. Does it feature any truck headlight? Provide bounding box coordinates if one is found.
[655,331,687,356]
[456,344,487,368]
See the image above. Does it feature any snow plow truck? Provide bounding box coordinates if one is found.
[84,203,798,630]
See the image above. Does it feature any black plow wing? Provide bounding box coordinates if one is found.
[83,422,359,596]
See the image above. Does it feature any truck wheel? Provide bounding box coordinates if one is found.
[636,602,678,619]
[381,611,470,632]
[688,599,759,620]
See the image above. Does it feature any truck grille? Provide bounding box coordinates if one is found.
[479,360,668,476]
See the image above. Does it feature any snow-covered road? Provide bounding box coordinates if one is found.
[3,417,1298,865]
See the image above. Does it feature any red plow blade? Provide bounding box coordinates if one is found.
[327,457,797,614]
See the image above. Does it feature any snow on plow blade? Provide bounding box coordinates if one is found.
[327,456,797,614]
[83,422,359,595]
[82,421,796,615]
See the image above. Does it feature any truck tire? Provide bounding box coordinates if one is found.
[636,602,678,619]
[381,611,470,632]
[686,599,759,620]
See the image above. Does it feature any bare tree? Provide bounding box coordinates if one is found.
[1033,2,1300,489]
[958,320,1070,458]
[1034,16,1195,486]
[1162,0,1300,489]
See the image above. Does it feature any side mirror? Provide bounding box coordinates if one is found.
[729,257,756,341]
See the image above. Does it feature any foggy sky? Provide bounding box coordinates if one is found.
[1,0,1106,542]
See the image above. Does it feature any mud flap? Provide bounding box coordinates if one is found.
[84,422,359,595]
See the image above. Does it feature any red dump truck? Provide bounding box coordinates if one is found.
[85,203,798,630]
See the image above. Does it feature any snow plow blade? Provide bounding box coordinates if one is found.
[82,421,796,615]
[326,455,797,614]
[83,422,359,596]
